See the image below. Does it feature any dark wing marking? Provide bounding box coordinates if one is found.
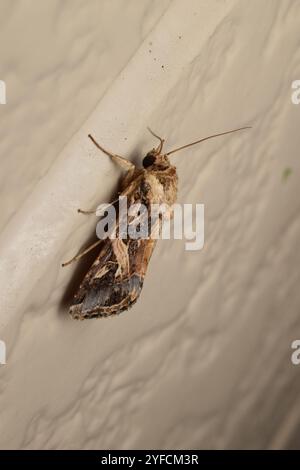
[69,237,157,319]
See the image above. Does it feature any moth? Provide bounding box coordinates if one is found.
[63,126,250,319]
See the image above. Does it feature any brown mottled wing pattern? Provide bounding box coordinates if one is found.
[69,236,157,319]
[70,172,158,319]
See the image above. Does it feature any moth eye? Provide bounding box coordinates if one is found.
[143,153,156,168]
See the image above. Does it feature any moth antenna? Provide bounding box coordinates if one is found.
[164,126,252,157]
[147,127,165,154]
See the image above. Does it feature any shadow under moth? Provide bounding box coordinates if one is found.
[63,126,250,319]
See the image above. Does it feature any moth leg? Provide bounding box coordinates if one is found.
[119,168,137,192]
[62,239,102,267]
[77,196,120,215]
[88,134,135,171]
[77,208,97,215]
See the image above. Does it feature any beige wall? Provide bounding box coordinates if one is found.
[0,0,300,449]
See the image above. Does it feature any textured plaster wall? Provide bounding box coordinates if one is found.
[0,0,300,450]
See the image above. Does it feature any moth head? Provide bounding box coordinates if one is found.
[142,149,157,168]
[143,128,167,169]
[142,149,170,169]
